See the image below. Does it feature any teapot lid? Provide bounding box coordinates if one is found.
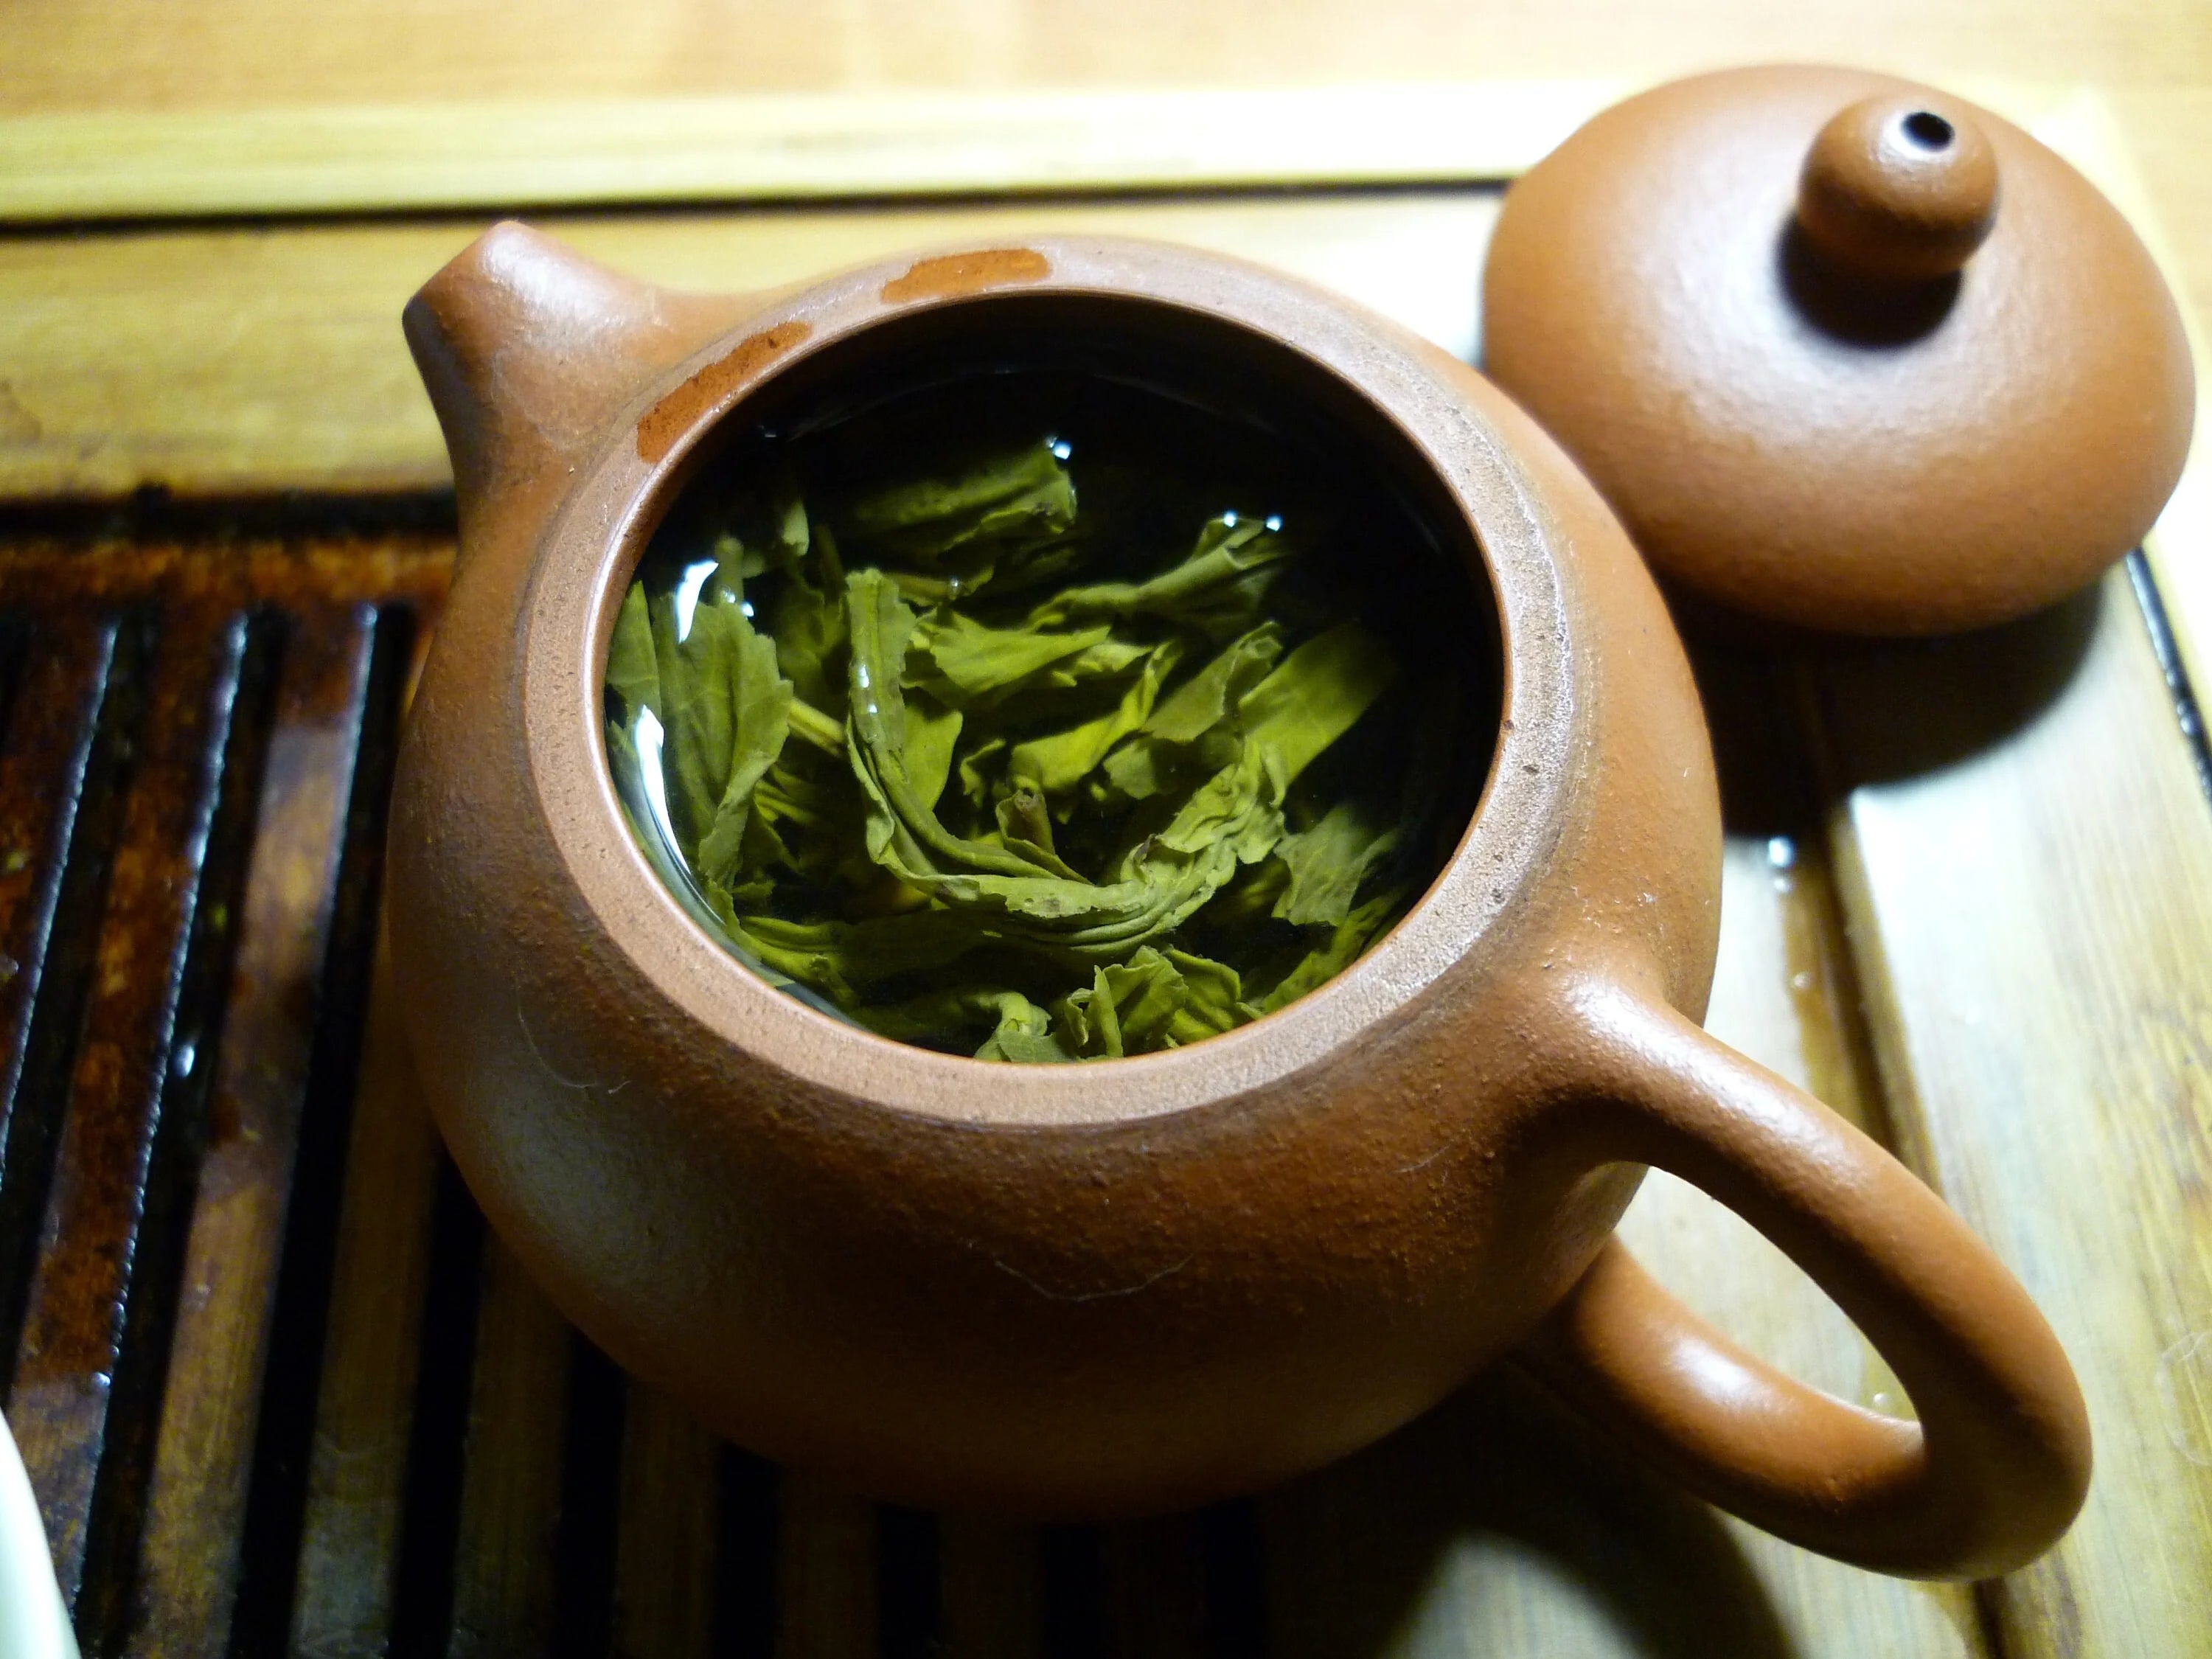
[1481,65,2195,635]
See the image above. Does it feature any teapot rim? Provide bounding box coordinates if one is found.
[512,236,1585,1127]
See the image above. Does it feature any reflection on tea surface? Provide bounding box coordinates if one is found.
[605,366,1491,1059]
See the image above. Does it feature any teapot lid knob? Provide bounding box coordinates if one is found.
[1797,96,1998,284]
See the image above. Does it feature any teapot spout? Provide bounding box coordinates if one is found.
[404,221,752,542]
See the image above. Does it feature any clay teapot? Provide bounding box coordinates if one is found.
[391,223,2089,1577]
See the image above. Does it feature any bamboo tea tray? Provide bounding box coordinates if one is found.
[1,80,2209,1659]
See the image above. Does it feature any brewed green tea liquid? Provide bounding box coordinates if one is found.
[605,366,1492,1060]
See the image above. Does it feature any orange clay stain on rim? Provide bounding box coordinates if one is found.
[880,248,1053,304]
[636,319,814,463]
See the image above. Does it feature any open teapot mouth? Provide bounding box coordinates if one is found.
[482,243,1583,1127]
[585,288,1523,1079]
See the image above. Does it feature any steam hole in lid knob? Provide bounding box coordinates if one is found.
[1901,111,1954,150]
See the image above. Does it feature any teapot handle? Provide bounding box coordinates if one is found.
[1520,975,2090,1579]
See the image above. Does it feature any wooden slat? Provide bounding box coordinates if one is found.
[125,606,378,1654]
[0,1,2182,117]
[0,615,117,1166]
[6,605,246,1607]
[936,1520,1041,1659]
[773,1478,877,1659]
[0,191,1496,501]
[1103,1516,1211,1659]
[611,1385,722,1659]
[1262,1365,1843,1659]
[0,83,1617,223]
[288,933,443,1659]
[1812,569,2212,1656]
[445,1239,572,1659]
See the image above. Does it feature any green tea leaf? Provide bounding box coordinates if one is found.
[1054,946,1243,1057]
[606,583,661,714]
[974,994,1074,1063]
[647,591,730,853]
[1027,515,1289,635]
[1252,889,1405,1016]
[1273,800,1402,927]
[904,694,964,813]
[691,605,796,886]
[709,460,813,589]
[1145,624,1282,743]
[729,908,985,1002]
[1099,625,1280,802]
[1236,621,1397,788]
[846,571,1078,880]
[838,439,1076,568]
[904,610,1139,710]
[853,986,1068,1062]
[958,736,1009,814]
[1007,638,1184,796]
[768,579,847,714]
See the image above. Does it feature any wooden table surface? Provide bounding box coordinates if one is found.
[1,5,2210,1658]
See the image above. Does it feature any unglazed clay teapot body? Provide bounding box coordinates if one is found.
[391,225,2088,1577]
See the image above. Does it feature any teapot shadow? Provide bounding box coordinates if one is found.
[1672,577,2104,832]
[1252,1366,1798,1659]
[1778,221,1960,349]
[1798,580,2104,788]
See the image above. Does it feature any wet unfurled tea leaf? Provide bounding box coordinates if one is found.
[1274,800,1402,928]
[836,438,1077,583]
[605,383,1478,1061]
[1008,638,1185,796]
[696,613,796,886]
[1252,889,1405,1015]
[1054,947,1244,1058]
[905,611,1139,710]
[647,589,795,874]
[607,584,661,714]
[1028,514,1289,638]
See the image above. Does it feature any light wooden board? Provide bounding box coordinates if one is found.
[1815,571,2212,1656]
[0,192,1494,499]
[0,83,1618,223]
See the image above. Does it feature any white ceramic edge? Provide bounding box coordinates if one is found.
[0,1413,76,1659]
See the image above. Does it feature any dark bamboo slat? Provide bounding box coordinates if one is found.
[7,604,254,1607]
[288,938,444,1659]
[445,1239,573,1659]
[128,606,389,1656]
[773,1478,879,1659]
[0,614,119,1150]
[612,1384,722,1659]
